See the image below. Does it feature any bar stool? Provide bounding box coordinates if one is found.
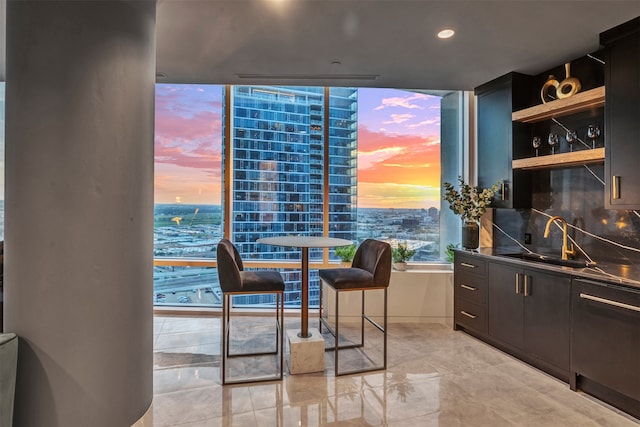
[319,238,392,376]
[217,238,285,385]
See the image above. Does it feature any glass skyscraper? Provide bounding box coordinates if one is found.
[227,86,358,306]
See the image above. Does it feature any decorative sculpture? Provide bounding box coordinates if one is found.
[540,74,559,104]
[556,62,581,99]
[540,62,581,103]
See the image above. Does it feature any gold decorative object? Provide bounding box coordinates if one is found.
[556,62,581,99]
[540,74,559,104]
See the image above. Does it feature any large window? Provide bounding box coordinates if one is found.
[153,85,223,305]
[356,89,441,261]
[154,85,449,308]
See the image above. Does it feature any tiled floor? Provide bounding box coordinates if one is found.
[141,315,640,426]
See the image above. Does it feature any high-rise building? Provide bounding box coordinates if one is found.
[226,86,358,306]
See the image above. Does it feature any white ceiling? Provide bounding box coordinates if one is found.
[1,1,639,90]
[156,0,640,90]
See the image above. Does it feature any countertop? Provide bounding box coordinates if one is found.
[456,247,640,291]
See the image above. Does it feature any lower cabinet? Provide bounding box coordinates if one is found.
[487,263,524,347]
[453,252,488,334]
[488,262,571,377]
[454,252,640,419]
[453,254,571,379]
[571,277,640,417]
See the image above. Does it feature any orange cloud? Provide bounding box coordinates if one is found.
[357,127,440,186]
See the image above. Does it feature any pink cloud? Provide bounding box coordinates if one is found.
[154,85,224,203]
[383,113,415,124]
[372,93,433,110]
[154,85,223,171]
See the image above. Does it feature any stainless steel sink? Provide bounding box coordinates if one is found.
[499,252,597,269]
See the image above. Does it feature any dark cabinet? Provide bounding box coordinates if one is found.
[475,72,532,208]
[601,19,640,209]
[522,268,571,371]
[454,252,639,418]
[488,261,571,375]
[487,262,524,347]
[571,277,640,413]
[453,252,487,334]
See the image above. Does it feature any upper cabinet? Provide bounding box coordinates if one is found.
[476,73,533,208]
[476,53,606,208]
[601,17,640,209]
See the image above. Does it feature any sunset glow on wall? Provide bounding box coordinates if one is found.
[154,85,441,209]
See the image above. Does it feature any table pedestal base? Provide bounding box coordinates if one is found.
[286,328,325,374]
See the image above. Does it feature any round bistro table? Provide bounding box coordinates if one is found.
[256,236,352,338]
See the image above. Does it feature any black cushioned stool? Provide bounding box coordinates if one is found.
[217,238,285,385]
[319,239,392,376]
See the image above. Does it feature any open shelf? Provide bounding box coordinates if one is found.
[512,147,605,170]
[512,86,605,123]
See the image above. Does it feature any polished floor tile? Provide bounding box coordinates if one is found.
[140,315,640,427]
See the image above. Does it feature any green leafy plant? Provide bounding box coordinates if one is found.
[335,244,357,263]
[443,176,501,223]
[392,242,416,263]
[445,243,460,263]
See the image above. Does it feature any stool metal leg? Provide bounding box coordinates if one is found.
[319,280,388,376]
[222,291,284,385]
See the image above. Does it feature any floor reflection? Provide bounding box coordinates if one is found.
[143,316,639,426]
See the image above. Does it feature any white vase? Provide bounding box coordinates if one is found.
[393,262,407,271]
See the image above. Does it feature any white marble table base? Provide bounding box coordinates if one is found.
[286,328,325,374]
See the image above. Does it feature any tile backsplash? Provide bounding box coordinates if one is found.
[492,163,640,265]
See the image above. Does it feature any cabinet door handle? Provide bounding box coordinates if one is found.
[523,275,530,297]
[460,262,476,269]
[612,175,620,199]
[515,273,521,294]
[460,310,477,319]
[580,293,640,313]
[460,284,477,291]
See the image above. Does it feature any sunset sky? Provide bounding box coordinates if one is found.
[155,85,223,205]
[356,88,441,209]
[154,85,441,209]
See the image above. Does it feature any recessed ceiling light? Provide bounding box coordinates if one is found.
[437,29,455,39]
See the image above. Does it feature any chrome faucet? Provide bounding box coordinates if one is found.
[543,216,576,260]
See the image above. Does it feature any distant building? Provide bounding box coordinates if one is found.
[428,206,439,221]
[402,218,420,229]
[226,86,358,305]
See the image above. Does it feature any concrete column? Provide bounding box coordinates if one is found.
[5,2,155,426]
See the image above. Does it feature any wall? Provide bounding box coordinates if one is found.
[493,165,640,265]
[5,2,155,426]
[323,269,454,325]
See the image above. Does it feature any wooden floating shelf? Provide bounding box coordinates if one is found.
[512,147,605,170]
[512,86,605,123]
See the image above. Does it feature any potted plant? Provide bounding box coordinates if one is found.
[392,242,416,271]
[334,244,356,267]
[445,243,460,263]
[443,176,500,250]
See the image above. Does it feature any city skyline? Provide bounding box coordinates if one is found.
[154,85,441,209]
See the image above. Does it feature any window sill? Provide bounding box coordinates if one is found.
[392,263,453,273]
